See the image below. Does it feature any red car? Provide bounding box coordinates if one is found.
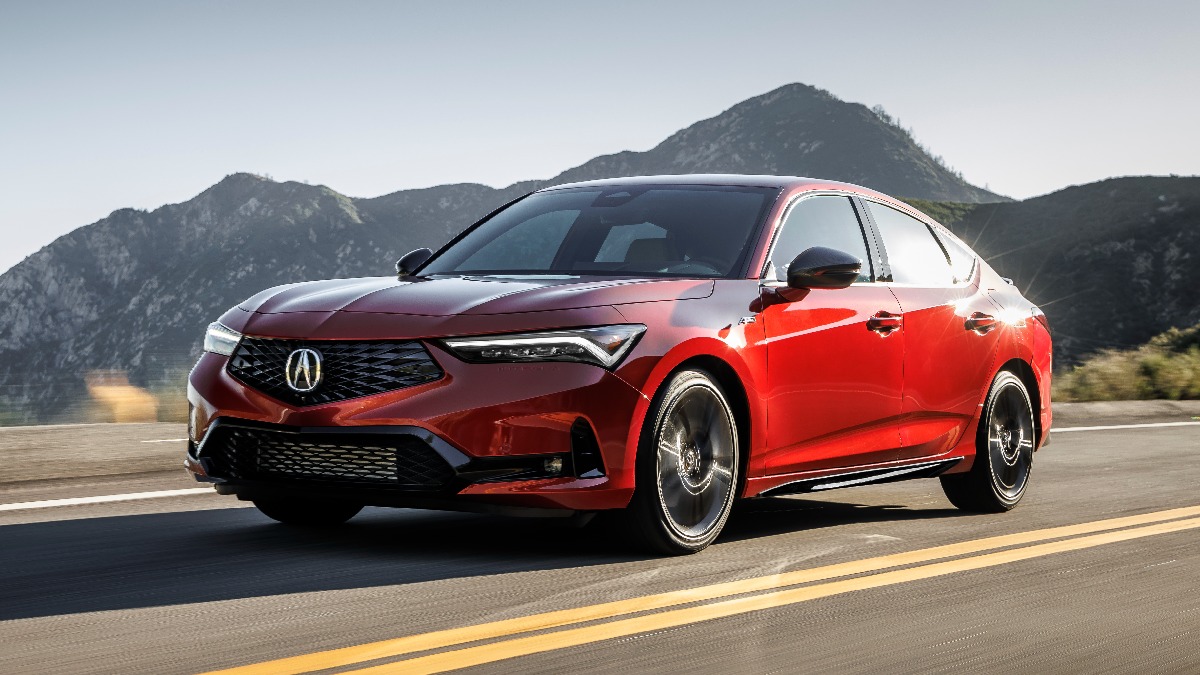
[187,175,1052,554]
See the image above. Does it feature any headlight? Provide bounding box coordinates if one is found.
[203,322,242,356]
[441,325,646,369]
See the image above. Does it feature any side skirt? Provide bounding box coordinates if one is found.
[759,458,962,497]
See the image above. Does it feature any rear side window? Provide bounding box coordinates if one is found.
[768,195,872,282]
[868,203,954,286]
[936,229,977,284]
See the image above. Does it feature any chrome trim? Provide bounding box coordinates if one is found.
[763,458,960,495]
[812,461,942,491]
[284,348,323,392]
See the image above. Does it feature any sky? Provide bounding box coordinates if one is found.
[1,0,1197,274]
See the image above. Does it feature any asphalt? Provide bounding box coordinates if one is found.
[1,407,1198,674]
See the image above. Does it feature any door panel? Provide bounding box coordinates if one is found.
[865,200,1001,460]
[888,282,1000,459]
[756,285,905,476]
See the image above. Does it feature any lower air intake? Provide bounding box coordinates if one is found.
[204,426,455,489]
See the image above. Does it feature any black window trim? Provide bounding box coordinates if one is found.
[758,190,882,284]
[931,226,979,286]
[856,196,975,289]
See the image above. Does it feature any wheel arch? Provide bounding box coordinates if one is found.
[630,351,758,500]
[673,355,753,499]
[996,357,1043,447]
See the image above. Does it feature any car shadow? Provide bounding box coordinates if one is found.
[0,496,965,621]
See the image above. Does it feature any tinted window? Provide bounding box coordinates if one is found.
[767,195,871,282]
[869,203,954,286]
[936,229,977,284]
[594,222,667,263]
[421,186,776,278]
[457,210,576,270]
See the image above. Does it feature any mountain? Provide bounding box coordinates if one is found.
[0,177,523,423]
[0,83,1162,423]
[904,176,1200,365]
[543,84,1004,203]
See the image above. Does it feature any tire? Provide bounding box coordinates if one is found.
[252,497,363,526]
[941,371,1036,512]
[624,369,740,555]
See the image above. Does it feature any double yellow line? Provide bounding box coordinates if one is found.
[204,505,1200,675]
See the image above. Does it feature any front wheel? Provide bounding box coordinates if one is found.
[624,369,740,555]
[941,370,1036,512]
[253,497,363,526]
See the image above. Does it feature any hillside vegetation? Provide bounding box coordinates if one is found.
[1054,322,1200,401]
[904,177,1200,366]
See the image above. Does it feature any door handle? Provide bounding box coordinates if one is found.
[965,312,997,333]
[867,311,902,335]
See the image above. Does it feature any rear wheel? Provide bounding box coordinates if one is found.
[624,369,740,555]
[941,370,1036,512]
[253,497,363,526]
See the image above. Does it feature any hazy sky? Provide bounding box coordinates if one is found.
[2,0,1197,273]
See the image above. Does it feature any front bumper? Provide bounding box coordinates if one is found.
[187,343,648,512]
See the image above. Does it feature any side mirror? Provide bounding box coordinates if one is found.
[396,248,433,278]
[786,247,862,289]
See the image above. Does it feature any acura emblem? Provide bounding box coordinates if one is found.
[284,348,323,392]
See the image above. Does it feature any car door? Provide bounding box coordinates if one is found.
[865,200,1002,460]
[755,194,905,477]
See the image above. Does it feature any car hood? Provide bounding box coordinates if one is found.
[238,275,715,316]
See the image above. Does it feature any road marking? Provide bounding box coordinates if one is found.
[0,488,214,512]
[201,505,1200,675]
[141,438,189,443]
[344,516,1200,675]
[1051,421,1200,433]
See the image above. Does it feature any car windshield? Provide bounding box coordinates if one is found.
[419,185,778,278]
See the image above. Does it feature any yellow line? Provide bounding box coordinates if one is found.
[199,505,1200,675]
[347,516,1200,674]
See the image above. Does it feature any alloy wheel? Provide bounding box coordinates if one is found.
[986,381,1035,500]
[654,382,738,541]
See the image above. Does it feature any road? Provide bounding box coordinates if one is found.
[1,411,1199,674]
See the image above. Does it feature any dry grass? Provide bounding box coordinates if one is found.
[1054,323,1200,401]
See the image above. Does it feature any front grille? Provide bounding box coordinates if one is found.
[203,426,456,488]
[228,338,442,406]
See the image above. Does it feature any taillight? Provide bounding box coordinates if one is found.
[1031,306,1050,333]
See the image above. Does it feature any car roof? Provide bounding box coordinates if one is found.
[539,173,888,197]
[537,173,943,230]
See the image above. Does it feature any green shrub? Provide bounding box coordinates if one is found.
[1054,324,1200,401]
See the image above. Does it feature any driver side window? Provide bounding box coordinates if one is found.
[768,196,872,282]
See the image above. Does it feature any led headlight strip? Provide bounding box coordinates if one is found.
[441,325,646,369]
[203,322,243,356]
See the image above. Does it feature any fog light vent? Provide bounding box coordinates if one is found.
[570,418,605,478]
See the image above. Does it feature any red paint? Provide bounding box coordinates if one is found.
[188,175,1052,512]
